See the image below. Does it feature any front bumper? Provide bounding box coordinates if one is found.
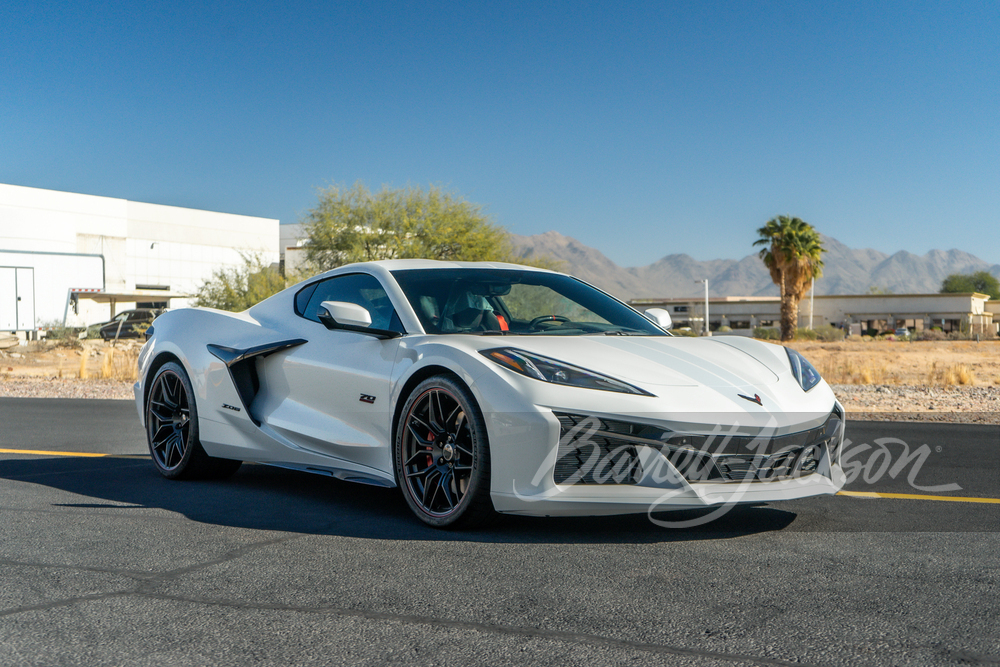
[492,467,845,516]
[475,372,846,517]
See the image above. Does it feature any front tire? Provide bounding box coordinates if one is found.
[145,361,242,480]
[395,375,494,528]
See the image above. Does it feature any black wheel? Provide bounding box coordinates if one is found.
[529,315,570,328]
[145,361,242,480]
[395,375,494,528]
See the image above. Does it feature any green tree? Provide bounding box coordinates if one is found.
[940,271,1000,300]
[193,253,286,312]
[753,216,826,342]
[301,182,555,271]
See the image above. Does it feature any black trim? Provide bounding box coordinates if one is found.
[207,338,307,425]
[317,311,402,339]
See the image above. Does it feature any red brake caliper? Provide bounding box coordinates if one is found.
[426,431,434,467]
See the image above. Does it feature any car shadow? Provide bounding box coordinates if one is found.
[0,456,797,543]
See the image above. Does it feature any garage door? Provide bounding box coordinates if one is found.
[0,268,15,331]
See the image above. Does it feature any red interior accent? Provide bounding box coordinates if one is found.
[497,314,509,331]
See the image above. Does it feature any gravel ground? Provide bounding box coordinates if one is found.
[0,377,135,400]
[831,384,1000,423]
[2,377,998,423]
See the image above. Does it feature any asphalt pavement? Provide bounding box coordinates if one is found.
[0,398,997,666]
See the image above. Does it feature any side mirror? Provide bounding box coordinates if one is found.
[318,300,402,340]
[319,301,372,328]
[643,308,672,330]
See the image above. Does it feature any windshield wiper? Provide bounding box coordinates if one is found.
[594,328,650,336]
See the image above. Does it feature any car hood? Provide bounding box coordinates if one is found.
[475,335,783,388]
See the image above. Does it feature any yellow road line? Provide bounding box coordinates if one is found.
[2,449,997,504]
[838,490,1000,504]
[0,448,110,458]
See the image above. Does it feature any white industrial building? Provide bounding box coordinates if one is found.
[0,183,279,334]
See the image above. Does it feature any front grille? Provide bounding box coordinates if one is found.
[553,414,643,484]
[553,411,841,486]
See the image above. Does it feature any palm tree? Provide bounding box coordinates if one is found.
[753,216,825,342]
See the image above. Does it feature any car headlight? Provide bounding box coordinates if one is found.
[480,347,654,396]
[786,347,822,392]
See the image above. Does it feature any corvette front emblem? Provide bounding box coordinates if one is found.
[738,393,763,406]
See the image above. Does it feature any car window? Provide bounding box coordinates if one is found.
[392,268,664,336]
[503,284,610,324]
[294,282,319,316]
[302,273,404,332]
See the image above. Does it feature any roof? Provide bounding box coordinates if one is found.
[327,259,555,272]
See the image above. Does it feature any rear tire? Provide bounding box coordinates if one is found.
[394,375,495,528]
[145,361,242,480]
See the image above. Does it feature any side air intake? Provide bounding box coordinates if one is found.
[207,339,307,425]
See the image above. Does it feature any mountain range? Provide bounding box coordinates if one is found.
[511,231,1000,300]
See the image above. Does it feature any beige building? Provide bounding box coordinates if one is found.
[630,292,995,336]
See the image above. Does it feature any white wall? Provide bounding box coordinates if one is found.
[0,251,104,328]
[0,183,279,327]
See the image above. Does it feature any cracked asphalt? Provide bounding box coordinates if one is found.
[0,398,998,666]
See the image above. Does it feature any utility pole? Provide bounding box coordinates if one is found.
[695,279,709,336]
[809,278,815,329]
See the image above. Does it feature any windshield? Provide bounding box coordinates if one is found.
[391,268,667,336]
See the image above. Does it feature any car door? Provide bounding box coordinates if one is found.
[253,273,405,474]
[101,312,131,339]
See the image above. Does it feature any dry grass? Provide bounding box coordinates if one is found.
[817,357,979,386]
[926,361,976,386]
[788,339,999,386]
[817,359,899,385]
[99,347,139,382]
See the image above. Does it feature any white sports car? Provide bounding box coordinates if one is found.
[135,260,845,528]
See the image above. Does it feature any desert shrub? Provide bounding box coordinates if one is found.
[946,331,972,341]
[916,329,946,341]
[814,324,846,342]
[40,320,82,349]
[794,327,818,340]
[753,327,780,340]
[927,361,976,385]
[716,325,732,332]
[863,328,879,337]
[669,328,699,337]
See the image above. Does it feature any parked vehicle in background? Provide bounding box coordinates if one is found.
[894,327,910,338]
[95,309,165,340]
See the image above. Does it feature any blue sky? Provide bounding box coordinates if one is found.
[2,1,998,266]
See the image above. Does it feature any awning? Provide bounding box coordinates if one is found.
[65,290,191,323]
[70,290,190,304]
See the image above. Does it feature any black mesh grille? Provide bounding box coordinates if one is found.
[553,411,841,486]
[553,414,643,485]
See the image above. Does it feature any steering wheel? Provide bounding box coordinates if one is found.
[529,315,570,328]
